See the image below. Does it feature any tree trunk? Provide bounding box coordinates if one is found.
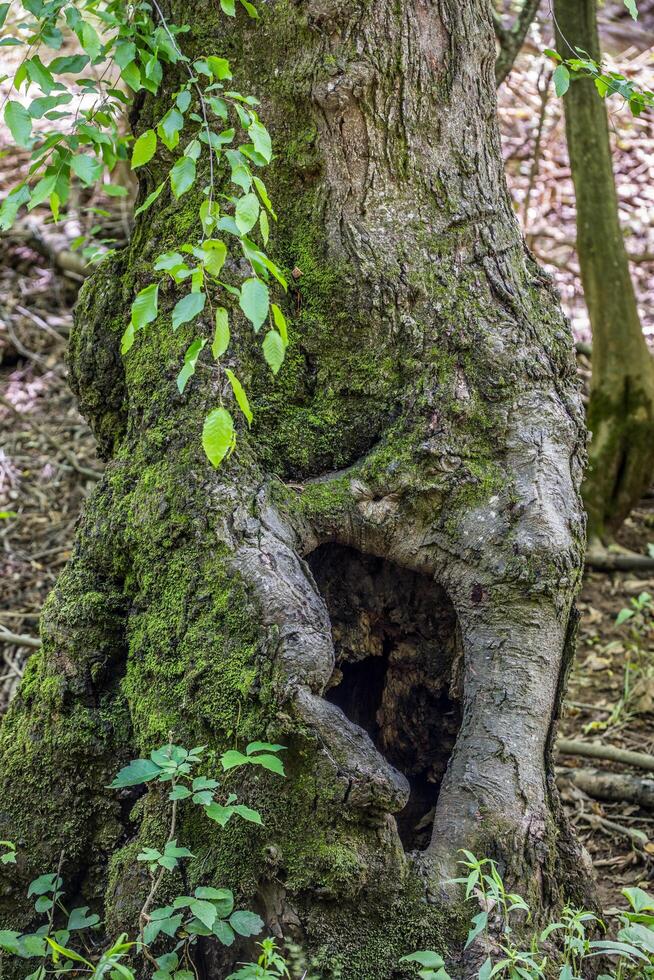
[554,0,654,546]
[0,0,592,973]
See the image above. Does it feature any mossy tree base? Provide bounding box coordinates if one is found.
[0,0,593,975]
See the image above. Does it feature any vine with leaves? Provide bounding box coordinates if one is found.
[0,0,288,467]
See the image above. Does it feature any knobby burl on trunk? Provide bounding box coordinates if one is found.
[0,0,592,974]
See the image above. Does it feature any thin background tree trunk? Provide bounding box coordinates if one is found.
[555,0,654,546]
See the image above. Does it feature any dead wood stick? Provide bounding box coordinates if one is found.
[557,739,654,773]
[577,811,648,847]
[0,629,42,649]
[585,551,654,572]
[0,394,102,481]
[557,766,654,809]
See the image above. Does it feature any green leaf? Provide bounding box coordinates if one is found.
[5,101,32,147]
[207,56,232,80]
[131,129,157,168]
[246,741,285,755]
[0,184,30,230]
[0,3,9,28]
[624,0,638,19]
[28,872,60,897]
[80,22,102,61]
[271,304,288,345]
[195,887,234,917]
[553,64,570,97]
[177,338,207,394]
[203,802,234,826]
[239,277,269,331]
[189,900,217,929]
[250,752,285,775]
[0,930,20,954]
[225,370,253,426]
[172,291,206,331]
[220,0,236,13]
[68,907,100,931]
[170,156,196,198]
[168,785,192,800]
[229,910,263,938]
[71,153,103,186]
[212,308,230,359]
[155,251,185,272]
[176,90,192,112]
[199,239,227,277]
[134,182,165,217]
[464,910,488,950]
[109,757,162,788]
[212,920,236,946]
[232,804,262,824]
[25,55,55,94]
[45,936,93,967]
[616,608,634,625]
[121,322,136,355]
[221,749,250,770]
[235,192,259,234]
[399,953,446,969]
[27,174,57,211]
[157,107,184,151]
[262,330,285,375]
[48,54,89,74]
[202,408,235,467]
[130,283,159,332]
[248,120,272,163]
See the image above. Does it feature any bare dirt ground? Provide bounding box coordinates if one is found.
[1,1,653,913]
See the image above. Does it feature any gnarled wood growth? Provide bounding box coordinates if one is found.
[0,0,592,974]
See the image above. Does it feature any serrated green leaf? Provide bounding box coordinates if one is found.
[170,155,196,198]
[134,181,165,217]
[189,900,217,929]
[235,192,259,234]
[5,101,32,147]
[225,369,253,426]
[250,752,285,775]
[212,307,230,359]
[248,120,272,163]
[177,338,207,394]
[239,277,269,331]
[172,291,205,331]
[132,129,157,169]
[109,757,161,788]
[553,64,570,97]
[199,239,227,276]
[229,910,263,937]
[202,408,235,467]
[262,330,285,375]
[157,107,184,151]
[130,283,159,332]
[71,153,103,186]
[207,56,232,80]
[212,920,236,945]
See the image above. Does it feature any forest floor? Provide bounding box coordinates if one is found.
[1,0,654,914]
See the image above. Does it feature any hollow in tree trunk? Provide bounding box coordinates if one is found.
[0,0,593,974]
[555,0,654,546]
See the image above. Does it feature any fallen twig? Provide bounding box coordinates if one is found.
[557,738,654,773]
[557,766,654,809]
[0,628,41,649]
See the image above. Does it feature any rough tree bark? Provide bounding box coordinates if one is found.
[555,0,654,546]
[0,0,592,974]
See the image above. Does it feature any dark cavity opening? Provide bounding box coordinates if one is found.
[307,544,462,852]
